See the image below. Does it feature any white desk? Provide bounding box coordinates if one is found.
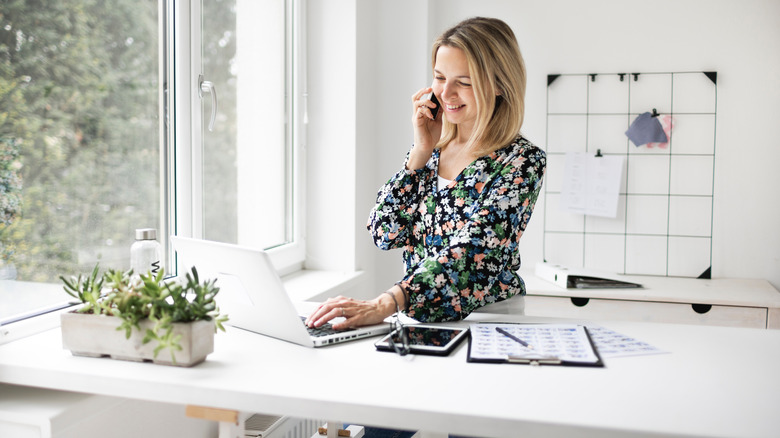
[1,313,779,438]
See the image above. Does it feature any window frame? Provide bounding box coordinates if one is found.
[0,0,307,342]
[172,0,307,276]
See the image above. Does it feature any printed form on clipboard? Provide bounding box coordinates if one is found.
[468,323,604,367]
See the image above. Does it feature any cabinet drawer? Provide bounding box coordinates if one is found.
[525,295,768,328]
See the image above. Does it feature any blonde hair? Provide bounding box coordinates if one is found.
[432,17,526,156]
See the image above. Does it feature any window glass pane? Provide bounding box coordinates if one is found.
[0,1,161,319]
[201,0,290,249]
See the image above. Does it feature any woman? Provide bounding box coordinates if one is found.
[306,16,545,331]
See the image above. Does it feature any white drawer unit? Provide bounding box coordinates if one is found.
[522,265,780,329]
[0,384,215,438]
[525,295,769,328]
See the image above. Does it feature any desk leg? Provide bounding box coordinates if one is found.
[414,432,447,438]
[218,416,246,438]
[185,405,249,438]
[314,421,365,438]
[327,421,340,438]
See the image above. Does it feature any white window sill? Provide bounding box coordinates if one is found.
[281,269,365,303]
[0,269,364,346]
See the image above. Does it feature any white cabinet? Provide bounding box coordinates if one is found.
[525,295,769,328]
[0,384,215,438]
[522,267,780,329]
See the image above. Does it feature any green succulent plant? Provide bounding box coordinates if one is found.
[61,265,228,363]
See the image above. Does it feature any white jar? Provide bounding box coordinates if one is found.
[130,228,162,277]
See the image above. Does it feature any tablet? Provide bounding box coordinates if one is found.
[374,325,469,356]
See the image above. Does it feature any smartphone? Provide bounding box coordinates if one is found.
[374,325,468,356]
[425,92,440,120]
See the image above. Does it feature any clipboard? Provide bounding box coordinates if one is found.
[467,323,604,367]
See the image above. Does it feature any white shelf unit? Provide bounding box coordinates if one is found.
[522,268,780,329]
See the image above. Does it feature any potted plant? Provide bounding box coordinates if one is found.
[60,265,228,366]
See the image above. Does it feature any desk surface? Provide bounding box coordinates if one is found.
[1,313,779,438]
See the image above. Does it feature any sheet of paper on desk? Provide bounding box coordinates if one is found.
[560,152,623,218]
[469,323,600,364]
[587,326,666,358]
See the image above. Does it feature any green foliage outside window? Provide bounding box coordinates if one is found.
[0,0,160,282]
[0,137,21,265]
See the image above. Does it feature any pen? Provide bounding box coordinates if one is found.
[496,327,534,349]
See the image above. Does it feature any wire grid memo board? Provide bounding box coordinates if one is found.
[543,71,717,278]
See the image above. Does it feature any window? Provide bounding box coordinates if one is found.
[0,1,162,323]
[185,0,305,273]
[0,0,304,325]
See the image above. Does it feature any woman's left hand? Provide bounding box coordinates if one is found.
[305,294,394,330]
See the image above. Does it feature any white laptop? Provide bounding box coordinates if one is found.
[170,236,390,347]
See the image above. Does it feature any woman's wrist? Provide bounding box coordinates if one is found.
[382,285,407,315]
[406,144,433,171]
[383,291,401,314]
[378,292,398,318]
[380,285,407,317]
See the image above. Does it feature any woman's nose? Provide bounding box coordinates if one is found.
[440,82,455,101]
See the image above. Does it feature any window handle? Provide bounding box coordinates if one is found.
[198,74,217,132]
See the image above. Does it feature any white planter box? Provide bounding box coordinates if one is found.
[60,312,214,367]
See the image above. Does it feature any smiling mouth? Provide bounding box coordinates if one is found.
[446,104,464,110]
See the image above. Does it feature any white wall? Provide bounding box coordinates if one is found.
[309,0,780,295]
[307,0,431,298]
[356,1,432,294]
[423,0,780,289]
[306,0,358,273]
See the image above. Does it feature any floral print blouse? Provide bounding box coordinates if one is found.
[368,136,546,323]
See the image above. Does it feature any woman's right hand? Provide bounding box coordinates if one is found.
[408,87,442,171]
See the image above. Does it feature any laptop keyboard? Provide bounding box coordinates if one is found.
[300,316,353,337]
